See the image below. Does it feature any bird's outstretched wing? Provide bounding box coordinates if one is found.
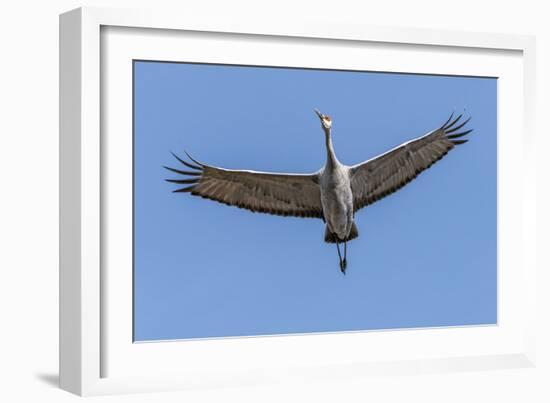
[350,113,473,212]
[165,153,323,219]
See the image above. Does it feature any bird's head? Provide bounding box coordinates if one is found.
[314,109,332,131]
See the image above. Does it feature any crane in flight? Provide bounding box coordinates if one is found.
[165,110,472,274]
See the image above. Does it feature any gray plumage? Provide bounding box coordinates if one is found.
[165,110,472,273]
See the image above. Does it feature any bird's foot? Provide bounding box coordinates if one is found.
[339,258,347,274]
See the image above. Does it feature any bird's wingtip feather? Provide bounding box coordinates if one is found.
[183,150,205,167]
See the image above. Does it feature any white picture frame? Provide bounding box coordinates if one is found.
[59,6,537,396]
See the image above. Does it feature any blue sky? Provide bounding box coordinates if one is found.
[133,61,497,341]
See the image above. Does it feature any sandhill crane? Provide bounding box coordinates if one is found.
[165,110,472,274]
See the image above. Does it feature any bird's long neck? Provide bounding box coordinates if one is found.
[324,128,339,169]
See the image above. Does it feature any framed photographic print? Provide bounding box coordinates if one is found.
[59,7,537,396]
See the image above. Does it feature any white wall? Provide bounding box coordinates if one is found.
[1,0,548,402]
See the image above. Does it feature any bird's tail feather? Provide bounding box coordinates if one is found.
[324,222,359,243]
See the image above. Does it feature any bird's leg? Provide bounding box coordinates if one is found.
[336,242,346,275]
[342,241,347,271]
[336,241,342,270]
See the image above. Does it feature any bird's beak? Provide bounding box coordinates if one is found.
[314,109,323,119]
